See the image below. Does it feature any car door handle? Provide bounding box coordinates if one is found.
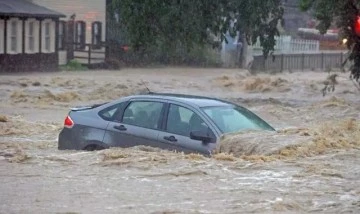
[164,136,177,142]
[114,125,127,131]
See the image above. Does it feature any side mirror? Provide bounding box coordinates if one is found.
[190,131,213,143]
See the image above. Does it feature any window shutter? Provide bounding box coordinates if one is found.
[91,22,95,46]
[75,21,86,50]
[59,21,66,50]
[25,20,29,53]
[51,21,56,52]
[80,21,86,50]
[75,21,79,49]
[98,22,102,45]
[92,21,102,49]
[41,20,45,53]
[0,20,4,54]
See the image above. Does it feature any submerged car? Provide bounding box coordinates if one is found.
[58,93,275,155]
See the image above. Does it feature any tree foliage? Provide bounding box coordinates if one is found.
[300,0,360,85]
[109,0,284,59]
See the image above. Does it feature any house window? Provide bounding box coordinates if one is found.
[25,19,39,53]
[58,21,66,50]
[44,22,51,52]
[10,20,17,52]
[28,22,35,52]
[41,20,55,53]
[7,18,22,54]
[75,21,86,50]
[92,21,102,49]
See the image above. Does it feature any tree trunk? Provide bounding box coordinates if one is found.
[240,34,254,70]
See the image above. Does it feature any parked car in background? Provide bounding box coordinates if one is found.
[58,93,275,155]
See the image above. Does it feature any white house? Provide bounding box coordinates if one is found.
[0,0,65,72]
[29,0,107,65]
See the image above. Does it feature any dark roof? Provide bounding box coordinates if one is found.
[131,93,233,107]
[0,0,66,18]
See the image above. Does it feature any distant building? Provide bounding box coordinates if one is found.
[0,0,65,72]
[30,0,107,65]
[282,0,312,35]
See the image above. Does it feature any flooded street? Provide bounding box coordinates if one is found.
[0,68,360,213]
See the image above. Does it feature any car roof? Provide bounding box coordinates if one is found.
[128,93,233,108]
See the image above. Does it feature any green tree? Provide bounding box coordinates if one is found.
[300,0,360,85]
[109,0,284,64]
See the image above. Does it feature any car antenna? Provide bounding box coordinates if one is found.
[140,79,152,94]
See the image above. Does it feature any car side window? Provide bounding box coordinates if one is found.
[99,103,124,121]
[166,104,210,137]
[122,101,164,129]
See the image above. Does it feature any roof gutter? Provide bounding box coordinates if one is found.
[0,12,66,18]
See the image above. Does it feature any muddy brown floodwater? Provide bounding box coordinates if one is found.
[0,68,360,214]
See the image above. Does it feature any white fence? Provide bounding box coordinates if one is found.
[220,35,321,67]
[252,51,346,71]
[252,35,320,55]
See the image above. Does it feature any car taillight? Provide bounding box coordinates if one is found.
[64,115,74,128]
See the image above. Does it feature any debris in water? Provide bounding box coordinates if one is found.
[0,115,8,122]
[275,119,360,158]
[321,74,338,96]
[0,145,31,163]
[142,170,208,178]
[241,155,277,163]
[213,153,237,161]
[32,81,41,87]
[10,89,81,104]
[185,153,206,161]
[42,90,80,102]
[313,96,349,108]
[0,116,61,136]
[213,75,290,93]
[10,90,28,103]
[243,77,289,93]
[102,149,129,160]
[88,84,138,101]
[293,164,344,179]
[99,147,179,167]
[8,152,31,163]
[272,200,304,212]
[277,127,311,136]
[19,83,28,87]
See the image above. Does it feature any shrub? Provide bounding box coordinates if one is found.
[105,58,123,70]
[60,60,88,71]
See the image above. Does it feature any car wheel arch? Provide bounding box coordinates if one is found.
[83,140,109,151]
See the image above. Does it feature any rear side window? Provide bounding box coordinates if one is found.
[99,102,125,121]
[122,101,164,129]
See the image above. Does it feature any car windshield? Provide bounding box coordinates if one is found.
[202,106,274,133]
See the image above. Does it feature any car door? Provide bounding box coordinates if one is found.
[104,100,168,149]
[158,103,217,155]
